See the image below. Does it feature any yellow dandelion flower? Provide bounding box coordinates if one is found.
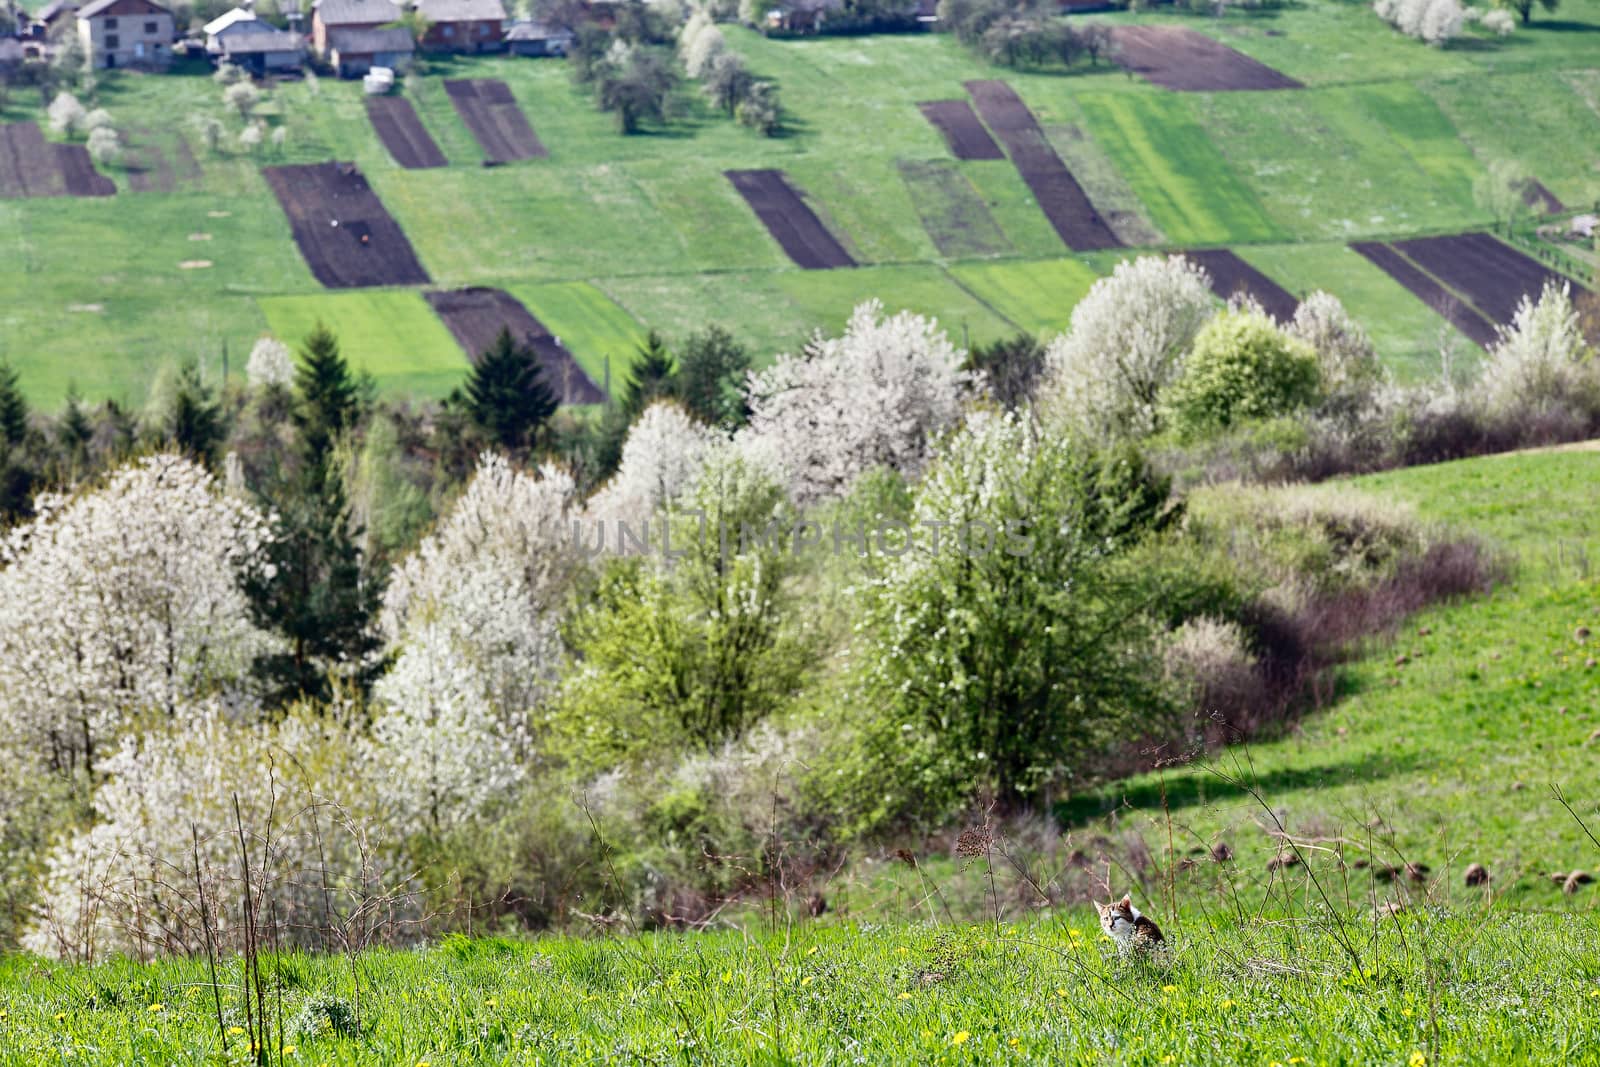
[283,1046,297,1056]
[1161,984,1177,993]
[1221,999,1236,1009]
[1590,990,1600,999]
[1161,1057,1175,1064]
[148,1003,165,1013]
[1289,1059,1307,1065]
[1009,1037,1020,1048]
[898,992,913,1001]
[1056,988,1068,999]
[0,1009,7,1019]
[1409,1053,1426,1067]
[721,970,733,984]
[806,945,819,957]
[950,1030,970,1047]
[1068,928,1082,937]
[1402,1007,1414,1018]
[54,1012,66,1022]
[800,975,815,987]
[896,947,909,956]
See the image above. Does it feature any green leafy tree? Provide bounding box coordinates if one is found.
[247,324,385,704]
[560,453,810,759]
[166,359,226,465]
[463,328,559,452]
[859,412,1178,814]
[1163,309,1323,440]
[675,325,751,430]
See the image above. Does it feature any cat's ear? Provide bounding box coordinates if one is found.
[1117,893,1132,910]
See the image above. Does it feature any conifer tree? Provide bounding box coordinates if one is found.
[463,328,559,452]
[246,324,385,704]
[166,359,225,465]
[0,361,27,448]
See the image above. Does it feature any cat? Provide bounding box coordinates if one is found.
[1095,893,1166,955]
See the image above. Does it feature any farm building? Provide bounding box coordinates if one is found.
[35,0,81,30]
[763,0,843,33]
[414,0,506,52]
[504,19,570,56]
[76,0,174,69]
[214,29,306,74]
[310,0,399,55]
[326,25,412,75]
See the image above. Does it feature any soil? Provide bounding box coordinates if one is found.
[55,144,116,197]
[261,161,431,289]
[725,169,856,270]
[1523,180,1564,216]
[917,100,1003,161]
[963,80,1122,252]
[1350,240,1498,349]
[0,122,67,198]
[1393,233,1591,330]
[1183,248,1299,322]
[443,79,547,164]
[367,96,448,170]
[1109,26,1302,92]
[424,287,606,406]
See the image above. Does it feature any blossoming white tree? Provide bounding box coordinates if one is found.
[1040,255,1215,439]
[0,454,277,778]
[583,399,724,545]
[246,336,295,389]
[1288,290,1383,409]
[1475,281,1594,412]
[373,454,579,833]
[25,704,386,962]
[739,300,971,505]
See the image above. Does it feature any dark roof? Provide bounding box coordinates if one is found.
[505,19,570,39]
[78,0,172,17]
[315,0,400,25]
[416,0,505,21]
[220,29,305,53]
[327,25,413,52]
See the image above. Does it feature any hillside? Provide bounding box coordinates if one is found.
[2,1,1599,406]
[2,446,1598,1064]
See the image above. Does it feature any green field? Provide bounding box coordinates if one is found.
[3,1,1599,407]
[257,290,468,398]
[509,280,651,391]
[5,448,1600,1064]
[949,256,1102,336]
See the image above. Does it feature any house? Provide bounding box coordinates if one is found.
[202,4,259,47]
[310,0,399,55]
[215,28,305,74]
[77,0,174,69]
[504,18,570,56]
[415,0,505,51]
[325,24,411,75]
[763,0,842,33]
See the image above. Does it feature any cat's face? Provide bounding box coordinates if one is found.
[1096,894,1136,940]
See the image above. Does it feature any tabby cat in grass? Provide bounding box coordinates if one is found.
[1096,893,1166,955]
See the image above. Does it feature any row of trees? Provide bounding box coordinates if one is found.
[680,8,783,135]
[939,0,1114,69]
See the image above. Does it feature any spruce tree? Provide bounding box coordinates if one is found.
[0,361,28,447]
[621,331,677,420]
[58,385,93,458]
[247,324,384,705]
[167,359,225,465]
[675,325,751,430]
[464,328,559,451]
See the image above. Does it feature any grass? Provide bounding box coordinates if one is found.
[507,280,651,391]
[1075,92,1282,246]
[257,290,468,398]
[948,257,1102,337]
[0,913,1597,1065]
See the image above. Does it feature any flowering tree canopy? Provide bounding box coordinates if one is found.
[1476,282,1594,413]
[0,454,277,777]
[1041,255,1215,439]
[583,400,724,543]
[740,300,971,505]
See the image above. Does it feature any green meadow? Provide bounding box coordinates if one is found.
[2,1,1598,407]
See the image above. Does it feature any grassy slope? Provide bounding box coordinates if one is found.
[4,444,1600,1067]
[1067,450,1600,911]
[5,4,1599,408]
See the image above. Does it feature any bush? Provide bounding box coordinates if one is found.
[85,125,119,165]
[1163,309,1322,440]
[46,91,85,136]
[1475,281,1597,416]
[858,411,1178,813]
